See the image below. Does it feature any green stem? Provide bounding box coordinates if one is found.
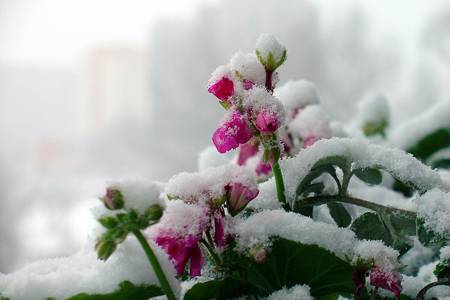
[132,230,177,300]
[271,161,288,210]
[370,287,378,300]
[295,195,417,218]
[201,239,222,267]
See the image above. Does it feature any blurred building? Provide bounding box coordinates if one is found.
[77,46,152,137]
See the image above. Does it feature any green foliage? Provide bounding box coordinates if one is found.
[352,168,383,186]
[327,202,352,228]
[407,129,450,162]
[351,212,393,246]
[417,218,446,247]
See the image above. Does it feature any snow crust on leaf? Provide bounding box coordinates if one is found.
[353,240,399,269]
[416,188,450,238]
[0,237,179,300]
[281,137,449,202]
[274,79,320,110]
[105,178,165,215]
[165,164,258,203]
[246,178,283,212]
[398,273,450,299]
[263,284,313,300]
[388,100,450,150]
[440,246,450,264]
[234,210,357,260]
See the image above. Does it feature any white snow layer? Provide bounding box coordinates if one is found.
[255,33,286,65]
[416,188,450,239]
[263,284,313,300]
[0,237,180,300]
[274,80,320,110]
[357,94,390,126]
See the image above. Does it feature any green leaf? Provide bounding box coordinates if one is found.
[407,128,450,162]
[236,238,355,298]
[183,275,263,300]
[417,218,446,247]
[98,217,119,230]
[435,263,450,281]
[266,52,275,71]
[351,212,393,246]
[64,281,163,300]
[327,202,351,228]
[301,182,325,197]
[312,155,349,171]
[352,168,383,186]
[388,213,416,237]
[296,165,337,196]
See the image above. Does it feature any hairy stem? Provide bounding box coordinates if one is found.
[132,230,177,300]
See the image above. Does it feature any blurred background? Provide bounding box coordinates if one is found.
[0,0,449,273]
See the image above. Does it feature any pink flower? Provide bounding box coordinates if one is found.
[102,188,124,210]
[253,109,280,133]
[226,182,259,216]
[208,77,234,102]
[243,79,255,90]
[249,247,267,263]
[237,143,259,166]
[304,135,318,148]
[370,265,403,299]
[155,232,203,277]
[213,109,254,154]
[213,208,233,248]
[255,158,272,176]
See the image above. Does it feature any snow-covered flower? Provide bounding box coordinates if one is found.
[155,232,203,277]
[208,77,234,104]
[370,265,403,298]
[249,246,267,263]
[243,79,255,90]
[226,182,259,216]
[253,108,281,133]
[213,109,254,153]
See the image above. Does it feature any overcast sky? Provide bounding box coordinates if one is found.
[0,0,448,68]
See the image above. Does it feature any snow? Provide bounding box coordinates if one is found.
[274,80,320,111]
[254,33,287,66]
[289,105,332,141]
[281,137,449,203]
[164,164,258,204]
[104,178,166,215]
[229,51,266,86]
[357,94,390,128]
[263,284,313,300]
[388,100,450,151]
[416,188,450,239]
[0,236,180,300]
[352,240,399,270]
[440,246,450,264]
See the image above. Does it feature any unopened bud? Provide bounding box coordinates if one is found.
[255,34,287,72]
[102,188,124,210]
[249,247,266,263]
[95,240,117,261]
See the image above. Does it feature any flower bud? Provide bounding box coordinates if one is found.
[208,77,234,103]
[249,247,267,263]
[370,265,403,299]
[145,204,164,225]
[226,182,259,216]
[212,109,254,154]
[102,188,124,210]
[255,33,287,71]
[95,240,117,261]
[243,79,255,90]
[253,109,280,133]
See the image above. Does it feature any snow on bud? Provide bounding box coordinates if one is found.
[101,188,124,210]
[213,109,254,154]
[357,94,390,137]
[255,33,287,71]
[253,108,280,133]
[226,182,259,216]
[208,77,234,104]
[370,265,403,298]
[243,79,255,90]
[274,80,320,119]
[249,246,267,263]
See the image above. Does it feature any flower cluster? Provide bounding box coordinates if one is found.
[207,34,287,159]
[148,165,259,277]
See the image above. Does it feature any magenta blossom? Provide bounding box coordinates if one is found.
[155,233,203,277]
[237,143,259,166]
[243,79,255,90]
[304,135,319,148]
[213,109,254,153]
[226,182,259,216]
[253,109,280,133]
[255,158,272,176]
[213,208,233,248]
[370,265,403,299]
[208,77,234,102]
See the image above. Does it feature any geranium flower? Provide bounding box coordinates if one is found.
[370,265,402,299]
[226,182,259,216]
[213,109,254,153]
[155,232,203,277]
[208,77,234,102]
[253,108,280,133]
